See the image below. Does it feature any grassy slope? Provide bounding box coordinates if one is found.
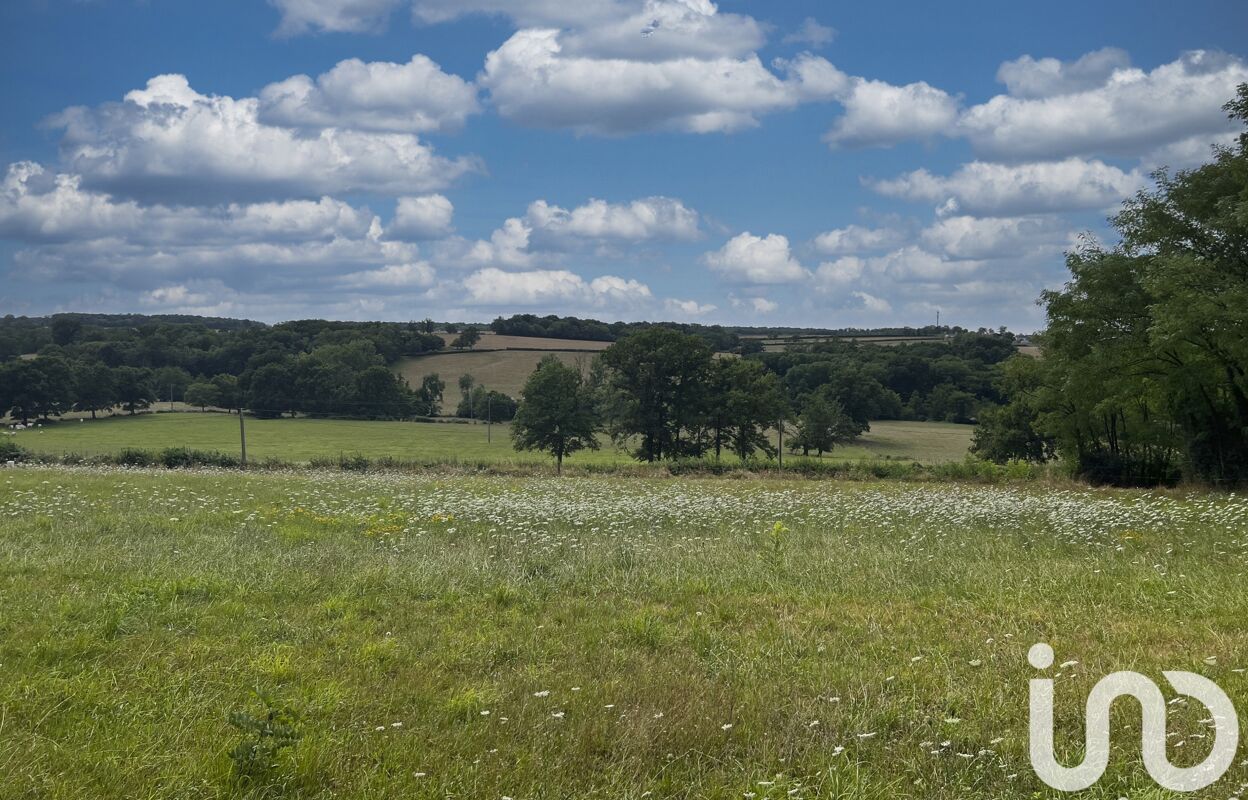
[433,332,613,352]
[2,467,1246,798]
[5,413,972,466]
[400,333,611,410]
[396,350,601,412]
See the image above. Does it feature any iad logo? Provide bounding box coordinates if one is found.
[1028,643,1239,792]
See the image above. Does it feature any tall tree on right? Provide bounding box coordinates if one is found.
[1034,84,1248,484]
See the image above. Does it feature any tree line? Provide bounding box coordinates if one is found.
[509,327,990,471]
[489,312,966,348]
[973,84,1248,486]
[0,318,447,423]
[2,309,1019,429]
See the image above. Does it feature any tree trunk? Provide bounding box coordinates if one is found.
[91,409,97,420]
[556,452,563,476]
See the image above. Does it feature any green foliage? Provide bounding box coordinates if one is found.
[763,520,789,569]
[706,357,787,461]
[0,356,76,422]
[970,355,1055,463]
[450,326,481,350]
[789,389,862,456]
[512,356,600,473]
[415,373,445,417]
[210,374,242,412]
[0,439,30,462]
[1020,83,1248,485]
[115,447,156,466]
[50,317,83,346]
[157,447,241,469]
[184,380,221,410]
[226,690,302,784]
[599,328,714,461]
[455,386,518,421]
[111,366,157,416]
[74,361,116,418]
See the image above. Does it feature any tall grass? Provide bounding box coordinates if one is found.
[2,466,1246,797]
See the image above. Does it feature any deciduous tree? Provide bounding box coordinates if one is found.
[512,356,599,474]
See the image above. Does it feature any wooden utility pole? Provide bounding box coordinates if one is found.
[239,411,247,467]
[777,414,783,470]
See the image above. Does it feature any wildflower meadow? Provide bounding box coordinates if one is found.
[2,465,1247,798]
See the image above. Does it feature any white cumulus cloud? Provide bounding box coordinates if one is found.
[812,224,908,256]
[919,215,1071,260]
[1,161,377,245]
[869,157,1145,217]
[526,196,700,241]
[664,297,716,316]
[702,232,809,284]
[960,50,1248,160]
[258,55,479,134]
[387,195,454,240]
[479,29,844,135]
[995,47,1132,99]
[461,267,651,307]
[342,261,436,288]
[48,74,480,203]
[825,78,960,148]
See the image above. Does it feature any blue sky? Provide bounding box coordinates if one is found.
[2,0,1246,330]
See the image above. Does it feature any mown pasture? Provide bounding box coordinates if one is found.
[4,413,974,466]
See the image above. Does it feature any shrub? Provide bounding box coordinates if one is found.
[227,691,301,784]
[339,454,371,472]
[158,448,241,469]
[0,439,30,463]
[116,448,156,467]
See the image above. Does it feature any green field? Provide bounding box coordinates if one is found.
[2,466,1246,798]
[5,413,974,466]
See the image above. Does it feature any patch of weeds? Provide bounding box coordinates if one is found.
[227,689,302,789]
[622,611,669,652]
[491,583,520,609]
[763,520,789,569]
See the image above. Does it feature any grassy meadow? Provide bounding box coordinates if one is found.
[2,466,1247,798]
[4,413,974,467]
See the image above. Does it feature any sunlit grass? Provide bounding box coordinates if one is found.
[1,466,1246,798]
[5,413,973,466]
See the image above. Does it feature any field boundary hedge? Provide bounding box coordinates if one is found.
[0,438,1082,484]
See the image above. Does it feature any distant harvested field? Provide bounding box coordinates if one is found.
[752,335,947,352]
[435,331,612,352]
[397,349,601,410]
[6,413,973,466]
